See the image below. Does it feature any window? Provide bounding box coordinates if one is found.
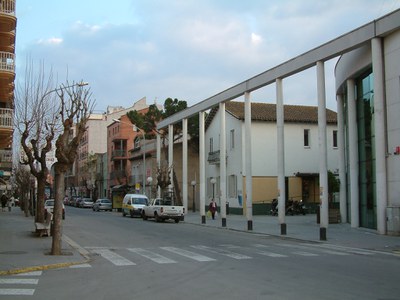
[230,129,235,150]
[304,129,310,147]
[228,175,237,198]
[210,137,214,152]
[333,130,338,148]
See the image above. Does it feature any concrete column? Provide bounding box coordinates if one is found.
[336,94,347,223]
[371,37,387,234]
[182,118,188,213]
[219,102,227,227]
[168,124,174,198]
[276,79,286,235]
[347,79,359,228]
[156,133,161,198]
[244,92,253,231]
[317,61,329,240]
[199,111,206,223]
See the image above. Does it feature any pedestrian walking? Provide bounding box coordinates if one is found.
[7,198,12,212]
[1,194,7,212]
[208,199,218,220]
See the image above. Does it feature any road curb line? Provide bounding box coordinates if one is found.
[0,235,91,276]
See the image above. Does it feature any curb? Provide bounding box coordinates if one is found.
[0,235,91,276]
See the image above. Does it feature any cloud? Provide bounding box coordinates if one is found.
[16,0,400,112]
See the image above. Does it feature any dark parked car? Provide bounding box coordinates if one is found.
[93,199,112,211]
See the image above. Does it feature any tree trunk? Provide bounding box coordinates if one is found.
[36,178,46,223]
[51,164,65,255]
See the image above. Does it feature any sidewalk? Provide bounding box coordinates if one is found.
[1,208,399,275]
[183,212,400,253]
[0,208,88,275]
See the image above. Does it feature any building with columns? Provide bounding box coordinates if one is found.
[205,101,338,212]
[157,9,400,237]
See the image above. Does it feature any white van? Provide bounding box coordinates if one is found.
[122,194,149,218]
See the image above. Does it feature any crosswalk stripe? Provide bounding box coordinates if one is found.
[257,251,288,258]
[91,248,136,266]
[160,247,216,262]
[0,279,39,284]
[14,271,42,276]
[191,245,252,259]
[0,289,35,296]
[278,243,351,256]
[127,248,177,264]
[70,263,92,268]
[314,244,375,255]
[292,251,319,257]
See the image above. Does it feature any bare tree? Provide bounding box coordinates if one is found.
[15,60,59,223]
[51,81,94,255]
[13,164,31,217]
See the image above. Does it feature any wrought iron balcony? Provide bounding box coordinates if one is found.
[0,52,15,74]
[0,149,12,170]
[0,108,12,128]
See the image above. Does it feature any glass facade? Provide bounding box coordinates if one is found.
[356,72,376,229]
[344,71,377,229]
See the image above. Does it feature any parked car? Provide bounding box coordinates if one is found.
[121,194,148,217]
[69,196,79,206]
[142,198,185,223]
[80,198,94,208]
[44,199,65,220]
[75,197,83,207]
[93,198,112,211]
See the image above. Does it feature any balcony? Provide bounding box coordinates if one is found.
[110,170,127,180]
[207,150,228,165]
[0,0,16,33]
[111,149,128,160]
[0,52,15,77]
[0,149,12,170]
[0,108,12,148]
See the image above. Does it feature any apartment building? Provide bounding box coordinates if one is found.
[0,0,16,193]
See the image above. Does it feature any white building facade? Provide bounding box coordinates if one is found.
[206,102,338,212]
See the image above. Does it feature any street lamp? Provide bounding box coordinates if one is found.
[191,180,196,212]
[210,177,216,202]
[147,176,153,199]
[112,119,146,196]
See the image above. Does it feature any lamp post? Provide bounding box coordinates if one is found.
[112,119,146,196]
[147,176,153,199]
[210,177,216,202]
[191,180,196,212]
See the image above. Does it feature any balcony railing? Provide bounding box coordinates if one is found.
[110,170,127,180]
[111,149,128,159]
[0,108,13,128]
[0,52,15,73]
[0,149,12,169]
[207,150,228,165]
[0,0,16,15]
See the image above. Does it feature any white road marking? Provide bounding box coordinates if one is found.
[0,279,39,284]
[292,251,319,257]
[0,289,35,296]
[161,247,216,262]
[128,248,177,264]
[191,245,252,259]
[14,271,42,276]
[70,263,92,268]
[91,248,136,266]
[257,251,288,258]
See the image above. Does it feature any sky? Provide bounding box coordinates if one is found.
[15,0,400,112]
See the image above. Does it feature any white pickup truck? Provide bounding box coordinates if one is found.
[141,198,185,223]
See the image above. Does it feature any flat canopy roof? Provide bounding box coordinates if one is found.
[157,8,400,130]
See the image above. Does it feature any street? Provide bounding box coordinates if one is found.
[2,206,400,300]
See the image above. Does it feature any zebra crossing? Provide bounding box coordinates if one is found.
[81,242,378,268]
[0,271,42,296]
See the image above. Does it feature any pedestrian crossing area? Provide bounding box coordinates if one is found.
[81,242,378,268]
[0,271,41,296]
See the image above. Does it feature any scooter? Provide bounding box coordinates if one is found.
[270,198,278,216]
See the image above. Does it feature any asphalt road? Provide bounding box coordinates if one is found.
[12,206,400,300]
